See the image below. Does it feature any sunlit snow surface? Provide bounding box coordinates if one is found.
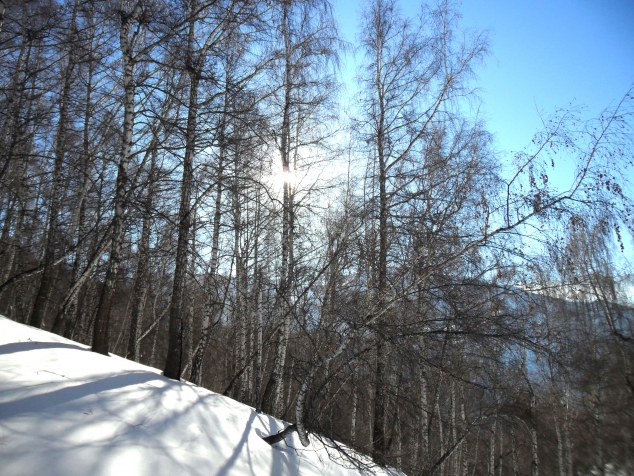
[0,316,396,476]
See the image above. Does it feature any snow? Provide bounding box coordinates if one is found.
[0,316,396,476]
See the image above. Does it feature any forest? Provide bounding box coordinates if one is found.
[0,0,633,474]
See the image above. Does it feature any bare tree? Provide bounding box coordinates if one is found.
[260,0,339,415]
[92,1,144,355]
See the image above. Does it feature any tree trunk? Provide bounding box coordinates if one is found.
[553,404,565,476]
[0,3,29,183]
[593,390,603,474]
[372,10,389,462]
[164,7,199,378]
[563,389,573,476]
[0,156,27,303]
[489,419,496,476]
[126,171,154,361]
[232,147,247,400]
[56,236,111,337]
[253,285,263,409]
[421,367,430,467]
[395,400,402,469]
[437,400,446,476]
[461,385,469,476]
[351,370,358,446]
[30,2,79,330]
[373,336,388,465]
[92,3,142,355]
[261,1,297,417]
[190,156,224,386]
[510,423,519,476]
[0,6,31,303]
[54,13,97,336]
[262,424,297,446]
[498,422,504,476]
[182,210,198,376]
[0,0,6,34]
[451,381,458,474]
[530,392,539,476]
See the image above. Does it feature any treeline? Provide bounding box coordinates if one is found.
[0,0,633,474]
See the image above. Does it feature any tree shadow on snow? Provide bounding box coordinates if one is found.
[259,414,305,476]
[0,341,88,355]
[214,411,259,476]
[0,371,160,418]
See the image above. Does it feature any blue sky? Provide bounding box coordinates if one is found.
[333,0,634,156]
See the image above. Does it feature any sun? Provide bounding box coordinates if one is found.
[268,162,298,194]
[281,168,297,186]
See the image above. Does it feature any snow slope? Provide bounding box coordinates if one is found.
[0,316,394,476]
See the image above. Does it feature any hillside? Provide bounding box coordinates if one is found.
[0,316,395,476]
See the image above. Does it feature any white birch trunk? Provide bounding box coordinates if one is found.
[461,385,469,476]
[451,381,457,474]
[531,392,539,476]
[553,404,565,476]
[92,2,142,355]
[190,154,223,386]
[498,422,503,476]
[510,423,519,476]
[437,400,445,476]
[421,368,429,467]
[351,370,358,445]
[563,389,573,476]
[254,287,263,410]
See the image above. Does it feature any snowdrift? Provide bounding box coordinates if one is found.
[0,316,396,476]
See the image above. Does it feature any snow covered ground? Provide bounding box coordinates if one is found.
[0,316,396,476]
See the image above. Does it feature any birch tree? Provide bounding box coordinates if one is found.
[92,0,145,355]
[260,0,339,415]
[164,0,261,380]
[356,0,487,463]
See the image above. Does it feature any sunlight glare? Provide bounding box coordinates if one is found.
[281,169,296,186]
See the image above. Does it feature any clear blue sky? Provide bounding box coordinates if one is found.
[333,0,634,155]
